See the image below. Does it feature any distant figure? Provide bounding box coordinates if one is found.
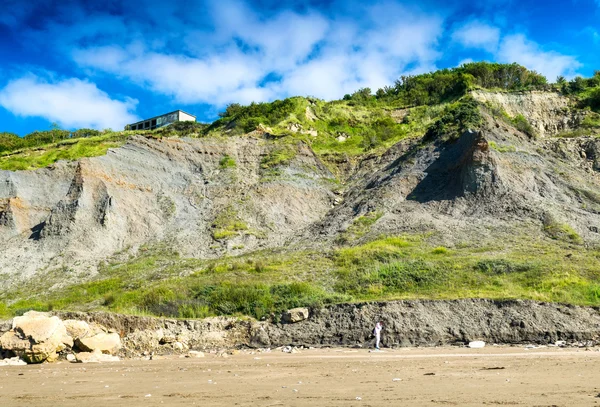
[373,321,383,350]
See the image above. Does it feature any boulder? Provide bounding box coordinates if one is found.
[75,332,121,354]
[468,341,486,349]
[12,311,72,347]
[282,308,309,324]
[63,320,92,340]
[0,311,73,363]
[74,350,120,363]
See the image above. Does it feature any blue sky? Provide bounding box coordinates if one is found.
[0,0,599,136]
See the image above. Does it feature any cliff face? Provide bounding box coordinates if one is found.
[0,136,335,289]
[470,90,584,136]
[1,91,600,294]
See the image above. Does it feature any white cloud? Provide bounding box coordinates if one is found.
[497,34,581,80]
[0,74,139,130]
[72,2,444,105]
[452,21,500,52]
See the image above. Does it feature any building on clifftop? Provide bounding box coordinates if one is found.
[125,110,196,131]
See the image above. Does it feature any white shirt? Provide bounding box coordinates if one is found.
[374,323,382,335]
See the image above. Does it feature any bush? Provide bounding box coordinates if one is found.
[425,97,483,140]
[512,114,536,137]
[376,62,547,106]
[219,154,236,169]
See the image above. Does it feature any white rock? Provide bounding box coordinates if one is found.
[282,308,309,323]
[0,356,27,366]
[76,332,121,355]
[188,351,205,358]
[75,350,120,363]
[468,341,486,348]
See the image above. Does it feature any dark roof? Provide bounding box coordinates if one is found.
[128,110,196,125]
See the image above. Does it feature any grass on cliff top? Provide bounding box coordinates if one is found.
[2,232,600,320]
[0,132,132,171]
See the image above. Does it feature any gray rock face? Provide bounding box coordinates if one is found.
[0,136,335,290]
[55,300,600,352]
[255,299,600,348]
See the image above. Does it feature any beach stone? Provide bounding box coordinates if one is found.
[76,332,121,354]
[468,341,486,349]
[75,350,120,363]
[282,308,309,324]
[188,351,205,358]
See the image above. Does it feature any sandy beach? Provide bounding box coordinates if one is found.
[1,346,599,406]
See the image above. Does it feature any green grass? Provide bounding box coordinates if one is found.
[260,146,297,168]
[489,141,517,153]
[219,154,237,169]
[211,207,249,240]
[3,232,600,320]
[0,133,130,170]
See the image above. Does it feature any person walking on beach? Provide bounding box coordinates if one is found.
[373,321,383,350]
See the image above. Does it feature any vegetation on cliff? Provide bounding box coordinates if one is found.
[2,62,600,320]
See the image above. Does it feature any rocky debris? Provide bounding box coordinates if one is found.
[281,346,301,354]
[0,311,73,363]
[73,350,120,363]
[0,356,27,366]
[187,350,205,358]
[75,332,122,355]
[282,308,309,324]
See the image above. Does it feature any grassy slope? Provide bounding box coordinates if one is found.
[2,231,599,319]
[0,132,131,171]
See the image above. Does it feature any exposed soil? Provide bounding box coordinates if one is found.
[1,346,600,406]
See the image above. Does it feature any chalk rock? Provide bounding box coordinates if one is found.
[63,320,99,341]
[0,356,27,366]
[76,332,121,355]
[12,311,72,347]
[188,350,205,358]
[75,350,120,363]
[468,341,486,349]
[282,308,309,323]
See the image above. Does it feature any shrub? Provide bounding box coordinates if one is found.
[219,154,236,169]
[512,114,536,137]
[425,97,483,140]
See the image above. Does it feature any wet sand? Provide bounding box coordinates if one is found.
[1,346,600,406]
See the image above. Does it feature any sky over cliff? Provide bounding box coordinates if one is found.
[0,0,599,135]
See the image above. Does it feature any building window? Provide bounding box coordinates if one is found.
[151,119,157,128]
[144,121,150,129]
